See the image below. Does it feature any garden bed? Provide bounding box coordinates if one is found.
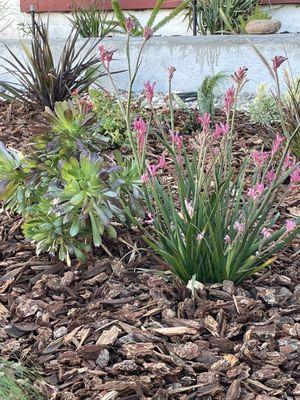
[0,101,299,400]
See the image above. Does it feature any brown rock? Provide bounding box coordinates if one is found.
[245,20,281,35]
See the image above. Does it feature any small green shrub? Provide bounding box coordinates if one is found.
[90,89,127,145]
[197,72,228,118]
[0,98,133,265]
[249,83,279,125]
[185,0,258,35]
[68,0,118,38]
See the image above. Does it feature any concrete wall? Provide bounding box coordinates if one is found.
[0,0,300,39]
[1,35,299,96]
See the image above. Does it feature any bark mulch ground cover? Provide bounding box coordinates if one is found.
[0,102,299,400]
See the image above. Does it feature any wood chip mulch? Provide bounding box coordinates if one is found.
[0,101,300,400]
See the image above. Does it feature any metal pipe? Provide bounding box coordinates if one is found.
[192,0,197,36]
[30,4,36,35]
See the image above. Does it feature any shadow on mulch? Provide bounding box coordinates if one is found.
[0,101,299,400]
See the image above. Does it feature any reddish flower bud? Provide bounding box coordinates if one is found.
[272,55,287,71]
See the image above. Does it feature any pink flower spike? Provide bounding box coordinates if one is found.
[213,122,229,139]
[252,150,269,169]
[224,86,235,115]
[262,227,272,238]
[234,221,245,234]
[147,164,158,177]
[284,151,296,170]
[125,17,135,32]
[224,235,231,244]
[99,45,114,70]
[266,169,276,184]
[158,151,167,170]
[271,133,284,156]
[198,113,211,133]
[170,131,183,153]
[133,117,147,135]
[144,81,156,104]
[141,173,149,184]
[232,67,248,85]
[247,183,265,201]
[272,55,287,71]
[285,219,297,233]
[289,166,300,190]
[143,27,153,41]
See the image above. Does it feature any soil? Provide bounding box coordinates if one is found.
[0,101,299,400]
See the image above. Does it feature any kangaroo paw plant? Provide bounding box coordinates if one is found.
[101,22,299,284]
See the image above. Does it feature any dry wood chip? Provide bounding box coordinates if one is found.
[225,379,241,400]
[204,315,220,337]
[169,342,200,360]
[122,342,155,358]
[153,326,198,336]
[96,325,121,346]
[0,302,8,315]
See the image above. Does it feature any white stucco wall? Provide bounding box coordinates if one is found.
[0,0,300,39]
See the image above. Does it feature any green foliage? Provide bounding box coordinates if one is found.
[249,83,279,125]
[103,29,299,284]
[197,72,228,117]
[0,142,25,210]
[143,125,299,284]
[238,4,270,33]
[0,19,104,109]
[68,0,118,38]
[37,100,108,165]
[90,89,127,145]
[0,360,43,400]
[23,154,123,264]
[111,0,188,36]
[0,98,133,265]
[185,0,258,35]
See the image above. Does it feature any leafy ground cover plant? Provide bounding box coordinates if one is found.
[0,360,44,400]
[112,0,188,36]
[90,89,127,145]
[101,21,299,284]
[0,19,104,109]
[0,97,128,265]
[69,0,118,37]
[185,0,257,34]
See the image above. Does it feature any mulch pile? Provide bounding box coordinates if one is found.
[0,101,299,400]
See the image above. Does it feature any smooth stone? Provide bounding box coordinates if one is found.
[245,19,281,35]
